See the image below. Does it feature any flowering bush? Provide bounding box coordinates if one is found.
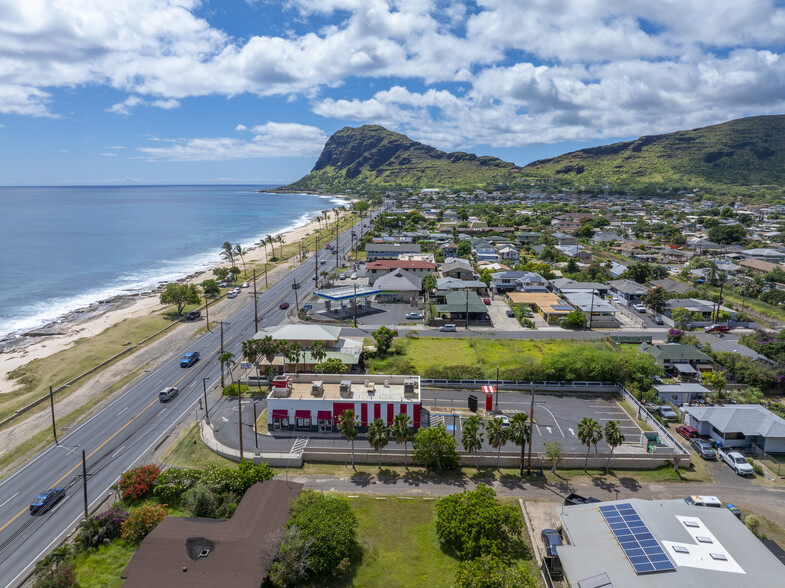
[32,561,77,588]
[95,506,129,540]
[118,464,160,501]
[153,468,202,504]
[121,503,168,544]
[667,328,683,342]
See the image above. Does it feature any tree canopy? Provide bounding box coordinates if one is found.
[159,283,201,315]
[413,424,460,471]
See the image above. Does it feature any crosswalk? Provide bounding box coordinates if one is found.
[430,414,445,427]
[290,436,309,455]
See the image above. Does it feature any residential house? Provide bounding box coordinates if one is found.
[550,278,610,298]
[555,244,592,262]
[552,231,577,246]
[365,243,421,260]
[471,239,500,261]
[608,279,649,306]
[515,231,542,245]
[643,343,713,380]
[441,258,475,280]
[739,258,780,276]
[608,261,628,277]
[436,277,487,292]
[684,404,785,453]
[373,268,422,302]
[433,290,490,323]
[650,277,694,295]
[252,325,361,374]
[654,383,710,406]
[562,292,620,327]
[507,291,573,324]
[495,244,520,263]
[490,271,548,293]
[664,298,736,322]
[741,248,785,263]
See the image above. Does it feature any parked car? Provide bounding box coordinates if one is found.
[498,415,510,428]
[226,291,238,298]
[158,387,179,402]
[651,315,664,325]
[279,302,290,310]
[180,351,200,367]
[405,312,423,320]
[30,487,65,515]
[564,493,601,506]
[691,438,717,460]
[718,447,755,476]
[483,298,491,305]
[339,274,346,280]
[185,310,201,320]
[632,303,647,313]
[541,528,563,557]
[658,405,679,421]
[704,324,731,333]
[506,309,515,318]
[675,424,699,440]
[351,273,358,280]
[684,495,722,508]
[241,281,250,288]
[439,324,457,332]
[726,503,742,518]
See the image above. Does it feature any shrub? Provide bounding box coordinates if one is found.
[117,464,160,501]
[235,460,274,494]
[747,458,764,476]
[78,506,129,549]
[222,383,250,396]
[412,424,461,471]
[200,465,243,495]
[268,526,314,587]
[33,560,77,588]
[121,503,168,544]
[285,492,358,580]
[153,468,202,504]
[183,483,219,518]
[436,484,523,561]
[745,514,761,536]
[455,556,537,588]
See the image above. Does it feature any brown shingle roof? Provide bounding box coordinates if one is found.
[122,480,302,588]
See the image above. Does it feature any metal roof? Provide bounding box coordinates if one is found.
[684,405,785,438]
[315,286,381,301]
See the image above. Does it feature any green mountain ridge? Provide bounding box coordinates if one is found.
[282,116,785,192]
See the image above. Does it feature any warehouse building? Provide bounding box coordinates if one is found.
[266,373,422,433]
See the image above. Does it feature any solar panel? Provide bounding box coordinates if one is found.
[599,503,675,574]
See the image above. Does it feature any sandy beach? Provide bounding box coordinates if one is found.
[0,209,345,395]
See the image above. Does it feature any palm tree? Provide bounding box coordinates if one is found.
[257,335,278,381]
[390,413,412,469]
[284,341,302,374]
[233,244,247,276]
[219,351,242,458]
[462,415,484,472]
[338,409,359,470]
[310,340,327,372]
[508,413,529,477]
[265,234,275,260]
[603,421,625,475]
[367,418,389,469]
[218,351,235,391]
[221,241,234,266]
[577,417,603,473]
[487,417,508,471]
[276,234,285,258]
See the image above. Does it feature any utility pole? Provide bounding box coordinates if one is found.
[253,401,259,448]
[465,289,469,330]
[205,295,210,331]
[588,288,595,330]
[314,233,319,286]
[81,450,88,519]
[49,385,59,446]
[202,377,210,420]
[292,278,300,311]
[220,321,225,388]
[253,269,258,333]
[527,383,535,475]
[353,283,358,327]
[238,377,244,461]
[495,365,499,411]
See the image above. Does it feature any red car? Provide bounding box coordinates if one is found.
[483,298,491,305]
[704,324,730,333]
[279,302,290,310]
[676,424,699,440]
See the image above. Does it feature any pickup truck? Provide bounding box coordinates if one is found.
[718,447,755,476]
[564,493,601,506]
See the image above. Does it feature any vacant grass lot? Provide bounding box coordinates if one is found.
[367,337,592,378]
[72,542,136,588]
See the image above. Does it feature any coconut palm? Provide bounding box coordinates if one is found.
[265,234,275,259]
[241,338,261,389]
[462,415,484,471]
[276,234,285,258]
[221,241,234,266]
[367,418,389,469]
[218,351,242,457]
[577,417,603,473]
[338,409,359,470]
[508,413,530,477]
[310,340,327,372]
[257,335,278,381]
[390,413,412,469]
[603,420,625,474]
[233,244,247,276]
[285,341,302,374]
[218,351,235,391]
[486,417,508,471]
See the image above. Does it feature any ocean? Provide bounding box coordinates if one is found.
[0,185,344,340]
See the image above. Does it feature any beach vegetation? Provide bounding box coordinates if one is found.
[220,242,234,266]
[200,278,220,297]
[158,283,201,315]
[212,267,230,281]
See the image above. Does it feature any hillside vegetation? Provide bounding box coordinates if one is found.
[281,115,785,193]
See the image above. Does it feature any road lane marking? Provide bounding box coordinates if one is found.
[116,407,128,416]
[0,493,18,509]
[111,445,125,458]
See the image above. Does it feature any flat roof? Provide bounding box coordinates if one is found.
[268,374,421,403]
[315,286,381,300]
[556,498,784,588]
[507,291,573,314]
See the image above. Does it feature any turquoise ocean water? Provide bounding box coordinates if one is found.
[0,185,343,339]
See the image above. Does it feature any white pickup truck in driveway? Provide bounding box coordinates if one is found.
[718,447,754,476]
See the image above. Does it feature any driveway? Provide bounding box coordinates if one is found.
[486,297,521,329]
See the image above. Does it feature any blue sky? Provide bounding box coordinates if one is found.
[1,0,785,186]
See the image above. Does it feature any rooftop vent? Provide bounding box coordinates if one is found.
[311,381,324,396]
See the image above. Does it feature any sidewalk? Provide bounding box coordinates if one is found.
[200,419,303,467]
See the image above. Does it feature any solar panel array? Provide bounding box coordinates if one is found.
[599,503,675,574]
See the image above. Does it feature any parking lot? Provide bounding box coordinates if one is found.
[424,389,645,453]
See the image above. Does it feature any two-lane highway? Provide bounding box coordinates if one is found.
[0,213,367,587]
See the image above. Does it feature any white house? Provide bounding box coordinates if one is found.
[683,404,785,453]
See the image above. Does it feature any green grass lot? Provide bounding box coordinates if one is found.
[161,424,238,470]
[367,337,585,377]
[72,542,136,588]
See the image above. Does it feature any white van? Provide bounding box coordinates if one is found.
[439,324,457,332]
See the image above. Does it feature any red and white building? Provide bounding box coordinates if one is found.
[365,259,437,285]
[267,374,422,433]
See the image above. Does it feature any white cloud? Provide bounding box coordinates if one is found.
[235,124,248,131]
[138,121,328,161]
[99,152,118,157]
[107,95,179,115]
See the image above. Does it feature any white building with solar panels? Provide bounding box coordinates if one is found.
[554,498,783,587]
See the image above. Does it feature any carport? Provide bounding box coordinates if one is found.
[315,285,381,317]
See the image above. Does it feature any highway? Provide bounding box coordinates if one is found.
[0,212,368,588]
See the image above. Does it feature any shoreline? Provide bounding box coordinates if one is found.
[0,205,350,394]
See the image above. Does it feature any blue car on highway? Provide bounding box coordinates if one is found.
[30,487,65,515]
[180,351,200,367]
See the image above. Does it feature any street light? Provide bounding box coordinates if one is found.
[202,378,210,420]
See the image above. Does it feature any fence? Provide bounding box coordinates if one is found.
[422,379,619,393]
[748,444,785,477]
